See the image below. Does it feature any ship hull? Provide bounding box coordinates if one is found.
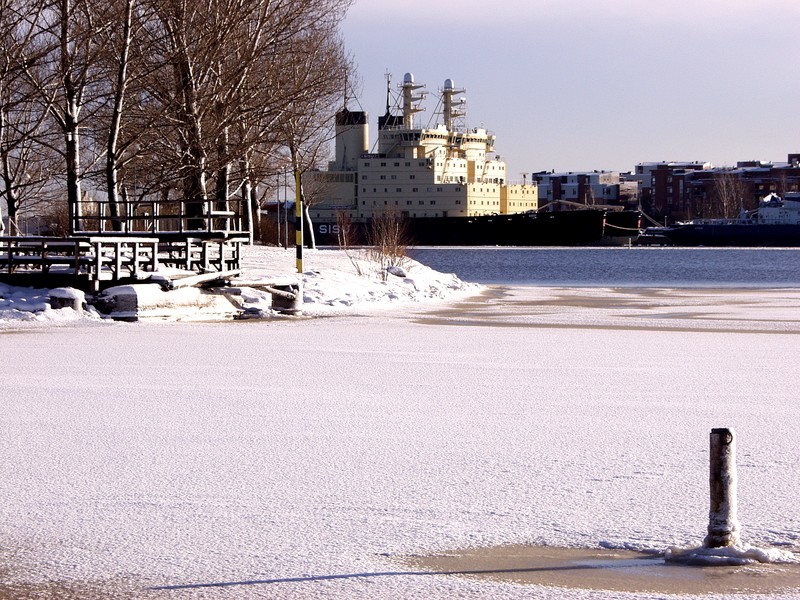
[313,210,641,247]
[643,223,800,247]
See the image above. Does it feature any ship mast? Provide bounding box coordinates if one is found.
[401,72,426,129]
[442,78,466,132]
[384,70,392,116]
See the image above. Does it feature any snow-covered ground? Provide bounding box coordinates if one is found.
[1,246,799,598]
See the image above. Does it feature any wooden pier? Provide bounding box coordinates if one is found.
[0,235,247,291]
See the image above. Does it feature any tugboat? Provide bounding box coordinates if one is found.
[307,72,641,246]
[637,193,800,246]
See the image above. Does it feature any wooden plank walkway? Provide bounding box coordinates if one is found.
[0,235,248,291]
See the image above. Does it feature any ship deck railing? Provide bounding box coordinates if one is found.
[678,217,755,226]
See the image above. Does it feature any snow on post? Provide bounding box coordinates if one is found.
[49,287,86,311]
[704,428,741,548]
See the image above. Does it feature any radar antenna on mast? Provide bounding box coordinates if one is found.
[384,69,392,115]
[342,69,348,110]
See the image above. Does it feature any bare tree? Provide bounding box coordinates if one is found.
[278,29,352,249]
[95,0,138,230]
[366,207,410,280]
[0,0,355,239]
[712,169,747,219]
[0,0,63,234]
[16,0,115,233]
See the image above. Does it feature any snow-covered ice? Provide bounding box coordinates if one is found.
[0,245,799,598]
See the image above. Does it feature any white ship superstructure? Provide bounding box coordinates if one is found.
[307,72,537,230]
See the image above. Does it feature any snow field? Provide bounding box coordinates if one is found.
[1,311,799,599]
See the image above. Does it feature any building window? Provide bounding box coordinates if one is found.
[380,175,386,180]
[430,201,436,205]
[394,162,400,167]
[412,187,418,192]
[364,162,370,167]
[391,175,397,180]
[380,162,386,167]
[396,188,402,192]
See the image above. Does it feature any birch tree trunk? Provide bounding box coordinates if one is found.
[105,0,135,232]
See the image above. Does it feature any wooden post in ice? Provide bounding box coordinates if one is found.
[704,428,741,548]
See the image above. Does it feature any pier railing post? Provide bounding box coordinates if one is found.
[703,427,741,548]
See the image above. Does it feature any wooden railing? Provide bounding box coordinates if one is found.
[0,236,159,282]
[73,197,248,237]
[0,230,249,291]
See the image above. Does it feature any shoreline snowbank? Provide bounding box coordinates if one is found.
[0,245,481,324]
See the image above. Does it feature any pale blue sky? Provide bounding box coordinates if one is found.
[340,0,800,179]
